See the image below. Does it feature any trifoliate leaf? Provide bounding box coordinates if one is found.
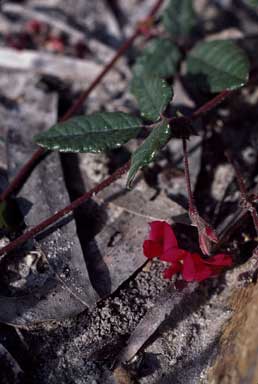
[186,40,250,92]
[133,38,181,79]
[127,119,171,187]
[131,75,173,121]
[34,112,142,153]
[162,0,197,38]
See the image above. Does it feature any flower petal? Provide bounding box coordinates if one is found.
[182,252,233,282]
[160,248,188,262]
[149,221,165,242]
[143,240,163,259]
[205,253,233,267]
[149,221,178,247]
[146,221,179,261]
[162,222,178,252]
[182,252,215,282]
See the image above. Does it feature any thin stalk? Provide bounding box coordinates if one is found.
[167,89,232,125]
[0,162,130,257]
[0,0,165,202]
[182,138,195,214]
[226,151,258,235]
[192,90,232,118]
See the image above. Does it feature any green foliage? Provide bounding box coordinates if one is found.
[127,119,171,187]
[132,38,181,79]
[245,0,258,7]
[34,112,142,153]
[131,75,173,121]
[186,40,250,92]
[162,0,197,38]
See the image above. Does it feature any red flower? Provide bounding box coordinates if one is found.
[143,221,233,283]
[182,252,232,282]
[143,221,182,262]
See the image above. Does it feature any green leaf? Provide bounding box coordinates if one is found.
[245,0,258,8]
[162,0,197,38]
[186,40,250,92]
[34,112,142,153]
[127,119,171,187]
[131,75,173,121]
[133,38,181,79]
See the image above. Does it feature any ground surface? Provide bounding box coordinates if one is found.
[0,1,257,383]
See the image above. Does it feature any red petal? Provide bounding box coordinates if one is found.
[182,252,214,282]
[182,252,232,282]
[163,262,182,279]
[149,221,178,247]
[205,253,233,267]
[160,248,188,262]
[143,240,163,259]
[162,222,178,251]
[149,221,164,241]
[147,221,179,261]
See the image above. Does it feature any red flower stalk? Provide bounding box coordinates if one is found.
[143,221,232,283]
[189,209,219,256]
[182,138,218,254]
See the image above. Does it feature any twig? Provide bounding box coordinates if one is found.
[226,151,258,235]
[0,162,130,257]
[192,90,232,118]
[0,0,165,202]
[182,138,196,214]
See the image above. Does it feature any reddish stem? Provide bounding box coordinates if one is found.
[182,138,196,214]
[226,151,258,235]
[0,0,165,202]
[167,89,232,125]
[193,90,232,118]
[0,162,130,257]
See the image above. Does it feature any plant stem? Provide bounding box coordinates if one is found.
[0,162,130,257]
[226,151,258,235]
[0,0,165,203]
[192,90,232,118]
[182,138,195,214]
[167,89,232,125]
